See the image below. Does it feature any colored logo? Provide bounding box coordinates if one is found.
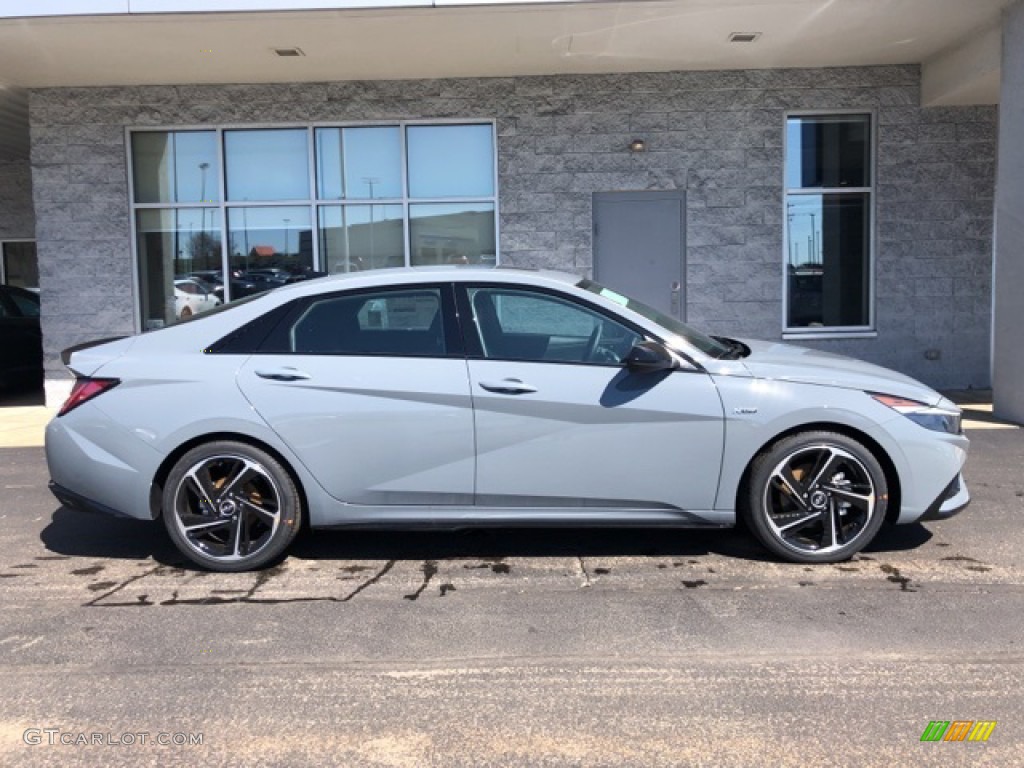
[920,721,996,742]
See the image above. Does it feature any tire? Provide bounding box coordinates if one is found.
[179,305,193,319]
[162,440,303,572]
[744,431,888,564]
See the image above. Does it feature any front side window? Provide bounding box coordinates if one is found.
[285,288,448,357]
[131,123,498,331]
[465,287,640,365]
[785,114,873,331]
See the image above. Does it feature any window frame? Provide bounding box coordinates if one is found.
[781,110,877,339]
[126,120,499,334]
[454,283,648,368]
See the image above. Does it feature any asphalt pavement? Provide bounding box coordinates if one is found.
[0,400,1021,767]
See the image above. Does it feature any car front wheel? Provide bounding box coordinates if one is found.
[745,431,888,564]
[162,441,302,572]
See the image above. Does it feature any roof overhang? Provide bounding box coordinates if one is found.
[0,0,1010,102]
[0,0,1010,159]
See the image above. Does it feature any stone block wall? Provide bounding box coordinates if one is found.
[29,64,996,388]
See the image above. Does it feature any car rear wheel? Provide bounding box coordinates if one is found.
[162,441,302,572]
[745,431,888,564]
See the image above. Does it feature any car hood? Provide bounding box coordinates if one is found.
[733,338,944,405]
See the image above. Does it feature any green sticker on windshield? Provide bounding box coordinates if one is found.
[599,288,629,306]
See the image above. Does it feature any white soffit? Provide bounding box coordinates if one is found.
[0,0,1012,91]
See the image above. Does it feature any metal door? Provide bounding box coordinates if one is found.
[593,190,686,319]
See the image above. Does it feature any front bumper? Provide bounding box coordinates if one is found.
[918,473,970,522]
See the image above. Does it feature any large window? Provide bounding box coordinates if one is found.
[784,114,873,332]
[130,123,497,330]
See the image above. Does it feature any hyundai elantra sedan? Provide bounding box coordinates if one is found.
[46,268,969,571]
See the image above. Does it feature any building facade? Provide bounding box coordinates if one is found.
[29,65,996,390]
[0,0,1021,419]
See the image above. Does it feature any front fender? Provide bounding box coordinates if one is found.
[710,376,917,516]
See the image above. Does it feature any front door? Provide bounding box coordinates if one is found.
[459,284,724,513]
[593,190,686,319]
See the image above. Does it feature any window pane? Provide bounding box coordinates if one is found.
[786,193,870,328]
[136,208,222,329]
[407,125,494,198]
[319,205,404,273]
[468,288,639,365]
[786,115,870,189]
[225,129,310,201]
[2,241,38,289]
[289,288,446,356]
[315,129,344,200]
[409,203,495,266]
[132,131,219,204]
[316,127,402,201]
[226,206,313,294]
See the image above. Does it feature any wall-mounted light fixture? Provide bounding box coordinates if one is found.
[629,139,646,153]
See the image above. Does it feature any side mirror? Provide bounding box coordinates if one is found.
[625,340,678,372]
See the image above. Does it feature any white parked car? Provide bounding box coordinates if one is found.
[174,278,222,320]
[47,267,969,571]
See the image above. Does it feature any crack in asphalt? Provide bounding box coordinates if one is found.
[83,565,164,606]
[403,560,438,601]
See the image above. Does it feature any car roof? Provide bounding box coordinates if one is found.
[271,266,581,295]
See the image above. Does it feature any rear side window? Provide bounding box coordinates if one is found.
[280,287,451,357]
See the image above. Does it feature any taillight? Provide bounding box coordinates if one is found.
[57,377,120,417]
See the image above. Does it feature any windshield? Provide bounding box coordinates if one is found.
[577,279,733,359]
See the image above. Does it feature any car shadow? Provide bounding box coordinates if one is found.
[40,504,934,570]
[863,522,933,553]
[288,525,768,564]
[40,505,767,568]
[40,507,182,564]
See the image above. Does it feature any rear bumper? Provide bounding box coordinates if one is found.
[49,481,133,519]
[917,473,970,522]
[45,408,161,521]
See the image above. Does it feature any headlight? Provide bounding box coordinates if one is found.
[869,393,962,435]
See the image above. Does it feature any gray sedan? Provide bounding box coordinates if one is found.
[45,268,969,571]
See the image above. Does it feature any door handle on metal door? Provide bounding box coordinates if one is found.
[478,378,537,395]
[670,281,681,317]
[255,367,311,382]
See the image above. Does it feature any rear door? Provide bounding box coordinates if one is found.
[237,283,476,506]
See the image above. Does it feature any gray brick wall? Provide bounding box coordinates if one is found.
[29,65,996,387]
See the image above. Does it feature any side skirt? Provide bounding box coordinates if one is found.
[311,506,735,530]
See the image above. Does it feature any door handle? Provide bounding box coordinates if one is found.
[670,281,681,318]
[478,378,537,395]
[255,367,311,382]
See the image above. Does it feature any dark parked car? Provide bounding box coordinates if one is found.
[0,285,43,390]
